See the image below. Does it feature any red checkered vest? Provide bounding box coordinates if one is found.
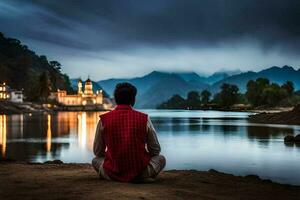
[100,105,151,182]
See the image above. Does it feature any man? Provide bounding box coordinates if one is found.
[92,82,166,182]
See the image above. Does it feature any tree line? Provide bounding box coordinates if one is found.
[157,78,300,109]
[0,32,73,102]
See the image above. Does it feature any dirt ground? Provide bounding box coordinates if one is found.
[0,162,300,200]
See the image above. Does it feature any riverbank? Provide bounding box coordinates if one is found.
[0,161,299,200]
[249,104,300,125]
[1,101,295,115]
[0,101,51,114]
[156,104,294,113]
[0,101,111,114]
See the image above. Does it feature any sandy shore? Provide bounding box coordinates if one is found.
[0,162,299,200]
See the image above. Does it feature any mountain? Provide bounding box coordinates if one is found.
[97,66,300,107]
[204,72,230,84]
[210,66,300,93]
[96,78,128,96]
[137,73,206,108]
[173,72,210,89]
[174,72,203,82]
[70,79,109,97]
[175,70,241,85]
[198,70,242,85]
[98,71,208,108]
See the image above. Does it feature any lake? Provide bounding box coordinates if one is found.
[1,110,300,185]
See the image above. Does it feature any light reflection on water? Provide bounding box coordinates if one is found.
[46,114,51,152]
[1,110,300,185]
[0,115,7,156]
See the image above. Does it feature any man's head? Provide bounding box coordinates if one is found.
[114,82,137,106]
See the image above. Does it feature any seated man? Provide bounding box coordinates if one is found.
[92,82,166,182]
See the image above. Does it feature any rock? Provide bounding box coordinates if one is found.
[27,162,42,165]
[293,104,300,113]
[284,135,295,142]
[44,160,64,164]
[284,141,294,147]
[0,158,16,163]
[294,134,300,142]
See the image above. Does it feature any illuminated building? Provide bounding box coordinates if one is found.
[0,83,10,100]
[10,90,23,103]
[50,79,104,106]
[0,82,23,103]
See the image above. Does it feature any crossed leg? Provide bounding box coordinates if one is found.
[92,156,111,180]
[92,155,166,181]
[136,155,166,180]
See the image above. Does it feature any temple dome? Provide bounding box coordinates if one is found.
[85,78,92,84]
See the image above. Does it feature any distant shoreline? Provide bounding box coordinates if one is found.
[0,101,111,115]
[155,106,293,113]
[0,100,297,123]
[0,101,294,115]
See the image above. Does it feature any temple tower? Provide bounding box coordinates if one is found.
[84,78,93,95]
[77,79,83,95]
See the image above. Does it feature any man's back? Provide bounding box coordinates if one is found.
[92,82,165,182]
[100,105,151,181]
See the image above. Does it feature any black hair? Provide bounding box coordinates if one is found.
[114,82,137,106]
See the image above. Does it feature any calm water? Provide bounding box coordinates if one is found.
[1,110,300,185]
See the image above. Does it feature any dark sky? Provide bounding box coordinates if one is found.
[1,0,300,79]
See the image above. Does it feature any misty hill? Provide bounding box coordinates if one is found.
[174,71,240,85]
[0,32,72,101]
[99,71,232,97]
[174,72,202,82]
[202,72,230,84]
[98,71,208,108]
[136,73,207,108]
[210,66,300,93]
[98,66,300,108]
[70,79,109,97]
[98,71,169,96]
[173,72,211,89]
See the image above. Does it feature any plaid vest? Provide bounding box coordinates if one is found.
[100,105,151,182]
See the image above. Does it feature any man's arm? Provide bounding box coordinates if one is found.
[146,116,161,156]
[93,119,105,157]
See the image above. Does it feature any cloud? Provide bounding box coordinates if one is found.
[0,0,300,79]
